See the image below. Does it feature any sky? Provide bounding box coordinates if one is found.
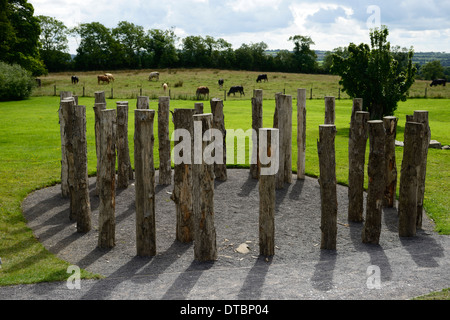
[29,0,450,54]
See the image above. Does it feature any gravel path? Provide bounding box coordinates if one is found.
[2,169,449,301]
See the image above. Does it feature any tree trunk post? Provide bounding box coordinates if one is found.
[398,121,425,237]
[259,128,277,257]
[95,91,106,104]
[362,120,385,245]
[324,96,335,125]
[317,124,338,250]
[273,94,292,189]
[194,102,204,114]
[348,111,370,222]
[383,116,398,208]
[93,102,107,195]
[297,88,307,180]
[116,101,132,188]
[137,96,150,109]
[171,108,196,243]
[158,96,172,185]
[134,109,157,256]
[210,98,227,181]
[192,113,217,262]
[251,89,263,179]
[98,109,117,249]
[59,91,73,198]
[413,111,430,229]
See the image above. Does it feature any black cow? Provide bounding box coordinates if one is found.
[227,86,245,97]
[71,76,79,84]
[218,78,224,88]
[430,79,446,87]
[256,74,268,82]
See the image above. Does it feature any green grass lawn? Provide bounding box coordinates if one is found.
[0,94,449,296]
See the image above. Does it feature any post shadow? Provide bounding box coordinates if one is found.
[311,250,337,292]
[237,173,258,198]
[237,256,272,299]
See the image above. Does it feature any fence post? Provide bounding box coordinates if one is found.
[297,88,307,180]
[251,89,263,179]
[273,93,292,189]
[137,96,149,109]
[59,91,73,198]
[194,102,204,114]
[116,101,132,188]
[158,96,172,185]
[383,116,398,207]
[210,98,227,181]
[324,96,335,125]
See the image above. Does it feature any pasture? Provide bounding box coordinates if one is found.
[0,94,449,287]
[33,69,450,100]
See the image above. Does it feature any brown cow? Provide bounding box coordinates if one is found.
[98,75,110,84]
[196,86,209,96]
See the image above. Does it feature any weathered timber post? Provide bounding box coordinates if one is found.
[134,109,156,256]
[93,102,107,195]
[348,111,370,222]
[398,121,425,237]
[259,128,277,256]
[192,113,217,262]
[116,101,132,188]
[59,91,73,198]
[324,96,335,125]
[383,116,398,207]
[413,111,430,229]
[194,102,204,114]
[98,109,117,249]
[251,89,263,179]
[171,108,196,243]
[136,96,149,109]
[158,96,172,185]
[210,98,227,181]
[297,88,307,180]
[362,120,385,245]
[73,105,92,232]
[273,94,292,189]
[317,124,338,250]
[350,98,363,125]
[95,91,106,104]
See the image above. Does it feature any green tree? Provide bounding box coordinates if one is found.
[322,47,348,74]
[289,35,318,73]
[144,28,178,68]
[331,26,416,119]
[112,21,145,69]
[420,60,445,80]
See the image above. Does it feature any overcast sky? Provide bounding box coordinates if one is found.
[29,0,450,54]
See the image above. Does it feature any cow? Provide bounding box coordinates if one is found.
[105,73,115,82]
[162,83,168,93]
[149,72,160,81]
[71,76,79,84]
[97,75,110,85]
[196,86,210,98]
[256,74,268,82]
[218,78,224,88]
[430,79,446,87]
[227,86,245,97]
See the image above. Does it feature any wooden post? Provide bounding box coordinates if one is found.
[259,128,277,257]
[93,102,106,195]
[116,101,132,188]
[171,108,196,243]
[317,124,338,250]
[362,120,385,245]
[59,91,73,198]
[273,94,292,189]
[350,98,363,124]
[192,113,217,262]
[158,96,172,185]
[73,105,92,233]
[297,88,307,180]
[324,96,335,125]
[210,98,227,181]
[95,91,106,104]
[348,111,370,222]
[413,111,430,229]
[137,96,149,109]
[398,121,425,237]
[251,89,263,179]
[383,116,398,207]
[134,109,156,256]
[98,109,117,249]
[194,102,204,114]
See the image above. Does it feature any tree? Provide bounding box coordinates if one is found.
[331,26,416,119]
[112,21,145,69]
[420,60,445,80]
[289,35,318,73]
[38,15,72,72]
[144,28,178,68]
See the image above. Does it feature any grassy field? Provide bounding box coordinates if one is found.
[33,68,450,101]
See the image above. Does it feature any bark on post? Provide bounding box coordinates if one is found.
[194,102,204,114]
[210,98,227,181]
[59,91,73,198]
[192,113,217,262]
[158,96,172,185]
[273,94,292,189]
[317,124,338,250]
[251,89,263,179]
[134,109,156,256]
[383,116,398,207]
[324,96,335,125]
[171,108,196,243]
[413,111,430,229]
[136,96,149,109]
[362,121,385,245]
[93,102,107,195]
[350,98,363,124]
[259,128,277,257]
[297,88,307,180]
[116,101,132,188]
[348,111,370,222]
[398,121,425,237]
[95,91,106,104]
[98,109,117,249]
